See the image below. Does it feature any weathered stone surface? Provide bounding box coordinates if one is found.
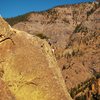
[0,17,72,100]
[0,79,15,100]
[6,2,100,90]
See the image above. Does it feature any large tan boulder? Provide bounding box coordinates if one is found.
[0,17,72,100]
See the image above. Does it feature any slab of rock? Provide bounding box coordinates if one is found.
[0,17,72,100]
[0,79,15,100]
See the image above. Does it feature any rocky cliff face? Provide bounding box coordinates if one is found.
[6,1,100,91]
[0,17,72,100]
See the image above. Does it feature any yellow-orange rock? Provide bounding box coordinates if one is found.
[0,17,72,100]
[0,79,15,100]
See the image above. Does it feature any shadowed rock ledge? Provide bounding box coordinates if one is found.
[0,17,72,100]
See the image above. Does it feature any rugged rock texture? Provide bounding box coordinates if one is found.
[61,2,100,89]
[0,79,15,100]
[0,17,72,100]
[6,1,100,90]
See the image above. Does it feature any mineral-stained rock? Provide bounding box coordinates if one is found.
[0,17,72,100]
[0,79,15,100]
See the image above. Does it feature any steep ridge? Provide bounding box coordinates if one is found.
[6,2,99,57]
[6,1,100,95]
[0,17,72,100]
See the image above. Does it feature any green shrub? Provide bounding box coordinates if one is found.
[36,33,49,40]
[6,13,30,26]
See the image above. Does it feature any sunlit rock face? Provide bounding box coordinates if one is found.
[6,2,100,90]
[0,79,15,100]
[0,17,72,100]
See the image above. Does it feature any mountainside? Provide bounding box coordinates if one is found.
[6,1,100,99]
[0,17,72,100]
